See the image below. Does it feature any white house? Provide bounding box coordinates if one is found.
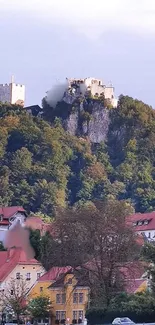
[0,248,45,293]
[127,211,155,241]
[0,206,27,241]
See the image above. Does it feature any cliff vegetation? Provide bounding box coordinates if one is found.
[0,94,155,215]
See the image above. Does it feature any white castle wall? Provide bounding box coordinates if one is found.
[11,83,25,105]
[0,82,25,106]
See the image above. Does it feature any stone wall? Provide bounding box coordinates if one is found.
[0,83,11,103]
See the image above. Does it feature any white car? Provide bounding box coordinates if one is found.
[112,317,135,325]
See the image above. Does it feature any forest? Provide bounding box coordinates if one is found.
[0,94,155,216]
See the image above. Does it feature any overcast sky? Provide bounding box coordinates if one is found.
[1,0,155,106]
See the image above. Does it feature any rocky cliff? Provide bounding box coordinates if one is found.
[42,92,111,143]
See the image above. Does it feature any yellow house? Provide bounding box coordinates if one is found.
[29,267,70,299]
[29,267,90,324]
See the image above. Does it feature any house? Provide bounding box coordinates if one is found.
[28,266,71,299]
[24,105,42,116]
[0,248,45,295]
[127,212,155,241]
[120,261,149,294]
[29,267,89,324]
[0,206,27,241]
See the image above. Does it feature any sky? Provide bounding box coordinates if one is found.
[1,0,155,106]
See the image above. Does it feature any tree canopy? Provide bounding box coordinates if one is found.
[0,95,155,215]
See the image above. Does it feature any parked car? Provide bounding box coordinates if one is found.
[112,317,135,325]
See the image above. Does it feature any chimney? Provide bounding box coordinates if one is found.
[6,248,10,262]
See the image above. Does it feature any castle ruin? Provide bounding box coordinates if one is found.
[66,77,118,107]
[0,76,25,106]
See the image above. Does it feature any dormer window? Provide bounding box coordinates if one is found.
[133,222,137,226]
[137,221,143,226]
[144,220,149,225]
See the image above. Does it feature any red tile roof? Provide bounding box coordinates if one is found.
[0,251,8,268]
[0,206,26,220]
[127,212,155,231]
[0,220,9,225]
[0,248,40,282]
[38,266,71,282]
[120,261,148,293]
[126,279,146,294]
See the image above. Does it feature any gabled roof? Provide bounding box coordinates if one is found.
[0,248,40,282]
[38,266,71,282]
[120,261,148,294]
[126,279,147,294]
[48,268,90,289]
[127,212,155,231]
[0,206,26,220]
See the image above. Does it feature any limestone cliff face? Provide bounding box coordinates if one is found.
[63,101,110,143]
[43,92,111,143]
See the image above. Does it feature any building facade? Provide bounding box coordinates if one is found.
[29,268,89,324]
[127,211,155,241]
[0,248,45,297]
[0,78,25,106]
[0,206,27,241]
[66,77,118,107]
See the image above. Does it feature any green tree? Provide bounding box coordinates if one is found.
[28,296,52,321]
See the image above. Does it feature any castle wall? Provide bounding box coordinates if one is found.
[11,83,25,105]
[0,81,25,106]
[0,84,11,103]
[104,86,115,99]
[90,84,105,96]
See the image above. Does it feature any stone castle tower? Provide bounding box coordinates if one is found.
[0,76,25,106]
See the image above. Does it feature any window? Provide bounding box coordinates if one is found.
[73,293,84,304]
[132,222,137,226]
[78,311,84,320]
[73,311,84,321]
[40,287,43,292]
[73,292,78,303]
[138,221,143,226]
[144,220,149,225]
[73,311,78,320]
[16,272,20,280]
[26,273,31,280]
[56,293,66,304]
[11,290,13,295]
[56,311,66,321]
[56,294,61,304]
[62,293,66,304]
[148,232,151,238]
[79,293,84,303]
[37,273,41,280]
